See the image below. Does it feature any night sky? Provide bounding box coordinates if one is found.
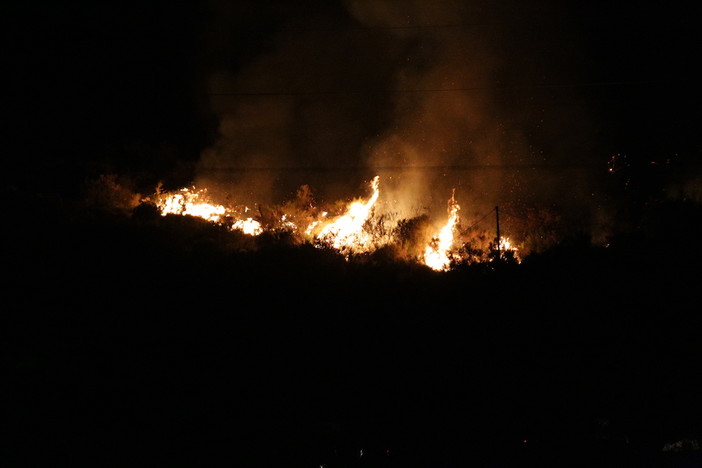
[5,2,702,467]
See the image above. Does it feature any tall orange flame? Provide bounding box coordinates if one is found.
[315,176,380,252]
[424,191,460,271]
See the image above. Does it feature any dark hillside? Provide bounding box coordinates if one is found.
[4,192,701,467]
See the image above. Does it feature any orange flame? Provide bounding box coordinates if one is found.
[231,217,263,235]
[147,176,519,269]
[154,187,226,222]
[315,176,380,252]
[497,236,520,262]
[424,191,460,271]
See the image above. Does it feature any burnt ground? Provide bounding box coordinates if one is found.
[4,193,702,468]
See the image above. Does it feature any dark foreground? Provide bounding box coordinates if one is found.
[4,197,701,467]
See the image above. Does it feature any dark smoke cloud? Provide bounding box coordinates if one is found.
[196,0,399,205]
[194,0,699,239]
[342,0,599,220]
[5,0,697,253]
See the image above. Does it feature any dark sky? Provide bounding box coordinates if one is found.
[5,0,700,209]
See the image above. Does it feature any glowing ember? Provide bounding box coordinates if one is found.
[316,176,380,252]
[424,191,460,271]
[155,187,226,222]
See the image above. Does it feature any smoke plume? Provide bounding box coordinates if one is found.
[195,0,599,238]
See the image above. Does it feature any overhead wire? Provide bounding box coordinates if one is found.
[207,79,689,97]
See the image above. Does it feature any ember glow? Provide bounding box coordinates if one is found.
[424,191,460,271]
[147,176,519,270]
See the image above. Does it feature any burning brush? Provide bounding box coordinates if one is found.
[146,176,518,270]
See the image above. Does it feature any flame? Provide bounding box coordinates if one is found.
[305,216,324,236]
[155,187,226,222]
[497,236,520,262]
[498,236,513,251]
[147,176,520,269]
[315,176,380,252]
[279,214,297,231]
[232,218,263,235]
[424,191,460,271]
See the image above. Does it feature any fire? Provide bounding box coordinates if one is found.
[497,236,520,261]
[305,217,324,236]
[499,236,514,252]
[315,176,380,253]
[424,191,460,271]
[279,214,297,231]
[231,218,263,235]
[154,187,226,222]
[146,175,520,269]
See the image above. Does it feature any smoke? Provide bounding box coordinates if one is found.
[195,0,399,206]
[195,0,600,240]
[347,0,602,226]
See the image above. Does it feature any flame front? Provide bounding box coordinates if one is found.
[155,187,226,222]
[424,192,460,271]
[232,218,263,235]
[147,176,519,270]
[315,176,380,252]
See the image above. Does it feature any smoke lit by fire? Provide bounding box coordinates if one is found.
[148,176,518,270]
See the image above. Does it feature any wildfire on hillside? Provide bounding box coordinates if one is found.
[147,176,519,270]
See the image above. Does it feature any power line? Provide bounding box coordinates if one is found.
[207,79,691,97]
[197,163,601,173]
[464,207,497,231]
[278,22,489,33]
